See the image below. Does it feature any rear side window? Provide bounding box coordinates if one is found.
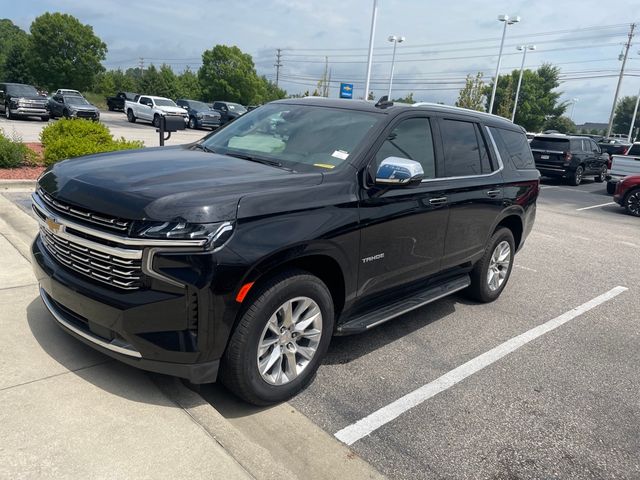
[490,127,536,170]
[530,137,570,152]
[440,119,491,177]
[628,144,640,156]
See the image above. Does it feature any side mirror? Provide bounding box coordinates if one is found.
[375,157,424,187]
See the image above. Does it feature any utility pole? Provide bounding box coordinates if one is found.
[607,23,635,137]
[274,49,282,87]
[138,57,145,72]
[322,56,329,97]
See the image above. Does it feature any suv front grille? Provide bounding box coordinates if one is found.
[37,188,130,232]
[39,225,143,290]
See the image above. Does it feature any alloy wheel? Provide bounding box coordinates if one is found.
[256,296,323,386]
[487,241,511,292]
[5,105,9,119]
[627,191,640,216]
[575,167,583,185]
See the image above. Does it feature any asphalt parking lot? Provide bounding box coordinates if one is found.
[3,178,638,479]
[0,110,206,146]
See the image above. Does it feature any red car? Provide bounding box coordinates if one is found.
[613,175,640,217]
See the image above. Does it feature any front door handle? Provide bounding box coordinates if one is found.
[429,196,448,205]
[486,189,501,198]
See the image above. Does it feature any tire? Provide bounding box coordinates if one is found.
[464,227,515,303]
[127,109,136,123]
[108,105,114,112]
[594,165,606,183]
[153,114,161,128]
[63,109,70,119]
[606,181,616,195]
[568,165,584,186]
[188,116,197,129]
[5,103,12,119]
[40,116,49,122]
[221,269,334,405]
[624,188,640,217]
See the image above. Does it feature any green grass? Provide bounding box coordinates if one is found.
[82,92,108,111]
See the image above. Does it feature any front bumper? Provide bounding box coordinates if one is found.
[32,237,220,383]
[10,107,48,117]
[196,117,221,128]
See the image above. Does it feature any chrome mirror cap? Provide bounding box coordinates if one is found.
[375,157,424,186]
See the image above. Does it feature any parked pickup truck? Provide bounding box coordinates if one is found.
[125,95,188,127]
[606,142,640,194]
[106,91,138,112]
[31,98,538,405]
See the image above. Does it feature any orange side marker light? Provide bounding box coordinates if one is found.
[235,282,255,303]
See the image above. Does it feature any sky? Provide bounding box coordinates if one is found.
[6,0,640,125]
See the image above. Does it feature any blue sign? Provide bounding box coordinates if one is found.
[340,83,353,99]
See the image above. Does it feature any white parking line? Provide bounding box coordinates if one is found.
[515,265,537,272]
[576,202,616,211]
[334,286,628,446]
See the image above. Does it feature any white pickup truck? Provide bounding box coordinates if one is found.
[125,95,188,128]
[607,142,640,193]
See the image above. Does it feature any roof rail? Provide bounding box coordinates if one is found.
[412,102,511,121]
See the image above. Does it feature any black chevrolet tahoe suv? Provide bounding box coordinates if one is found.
[530,134,609,186]
[31,98,538,405]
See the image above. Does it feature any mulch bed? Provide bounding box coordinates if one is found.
[0,142,45,180]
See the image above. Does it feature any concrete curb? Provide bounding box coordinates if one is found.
[0,179,37,190]
[0,192,37,261]
[153,376,297,480]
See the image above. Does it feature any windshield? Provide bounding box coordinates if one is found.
[201,103,382,171]
[227,103,247,113]
[155,98,177,107]
[188,101,211,110]
[65,96,90,106]
[7,84,39,97]
[530,137,570,151]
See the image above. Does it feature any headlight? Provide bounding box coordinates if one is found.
[196,112,204,118]
[69,109,77,116]
[132,221,233,247]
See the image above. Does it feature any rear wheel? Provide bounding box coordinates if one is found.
[127,109,136,123]
[568,165,584,186]
[624,188,640,217]
[221,269,334,405]
[108,104,114,111]
[594,165,606,183]
[465,227,515,303]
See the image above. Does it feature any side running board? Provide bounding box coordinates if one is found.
[337,274,470,335]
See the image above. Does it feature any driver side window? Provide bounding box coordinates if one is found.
[374,117,436,179]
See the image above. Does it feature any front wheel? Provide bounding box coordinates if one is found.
[465,227,515,303]
[188,116,197,129]
[5,103,12,119]
[594,165,606,183]
[221,269,334,405]
[152,114,161,128]
[624,188,640,217]
[568,165,584,186]
[127,109,136,123]
[40,116,49,122]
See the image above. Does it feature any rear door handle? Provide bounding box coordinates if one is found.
[429,196,448,205]
[486,189,501,197]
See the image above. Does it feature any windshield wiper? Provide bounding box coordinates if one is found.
[192,143,216,154]
[224,152,294,172]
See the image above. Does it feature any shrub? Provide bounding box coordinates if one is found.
[0,129,34,168]
[41,119,143,166]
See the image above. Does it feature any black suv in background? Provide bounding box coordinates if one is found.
[106,91,138,112]
[0,82,49,121]
[530,134,608,185]
[211,100,247,124]
[31,98,538,405]
[176,99,222,130]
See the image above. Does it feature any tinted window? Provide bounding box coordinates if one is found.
[570,139,583,151]
[140,96,151,105]
[628,144,640,156]
[530,137,570,151]
[491,127,535,169]
[375,118,436,179]
[440,119,484,177]
[476,125,492,173]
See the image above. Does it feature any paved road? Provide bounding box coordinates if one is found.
[0,110,207,146]
[5,178,639,479]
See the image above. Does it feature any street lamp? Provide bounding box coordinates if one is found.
[488,14,520,114]
[511,44,536,122]
[363,0,379,101]
[387,35,405,99]
[569,98,579,121]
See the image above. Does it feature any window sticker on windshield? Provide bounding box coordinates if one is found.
[331,150,349,160]
[313,163,336,169]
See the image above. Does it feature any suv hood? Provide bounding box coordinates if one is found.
[157,106,187,115]
[38,146,323,223]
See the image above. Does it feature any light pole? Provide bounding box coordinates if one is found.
[489,14,520,114]
[511,44,535,122]
[387,35,405,99]
[569,98,579,121]
[363,0,379,101]
[628,86,640,142]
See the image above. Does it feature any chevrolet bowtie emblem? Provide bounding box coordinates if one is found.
[45,217,62,233]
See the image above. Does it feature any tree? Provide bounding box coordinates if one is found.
[255,76,286,104]
[176,68,202,99]
[29,13,107,91]
[392,92,415,104]
[485,63,567,131]
[612,96,638,135]
[455,73,485,111]
[0,19,30,82]
[543,116,576,134]
[198,45,263,105]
